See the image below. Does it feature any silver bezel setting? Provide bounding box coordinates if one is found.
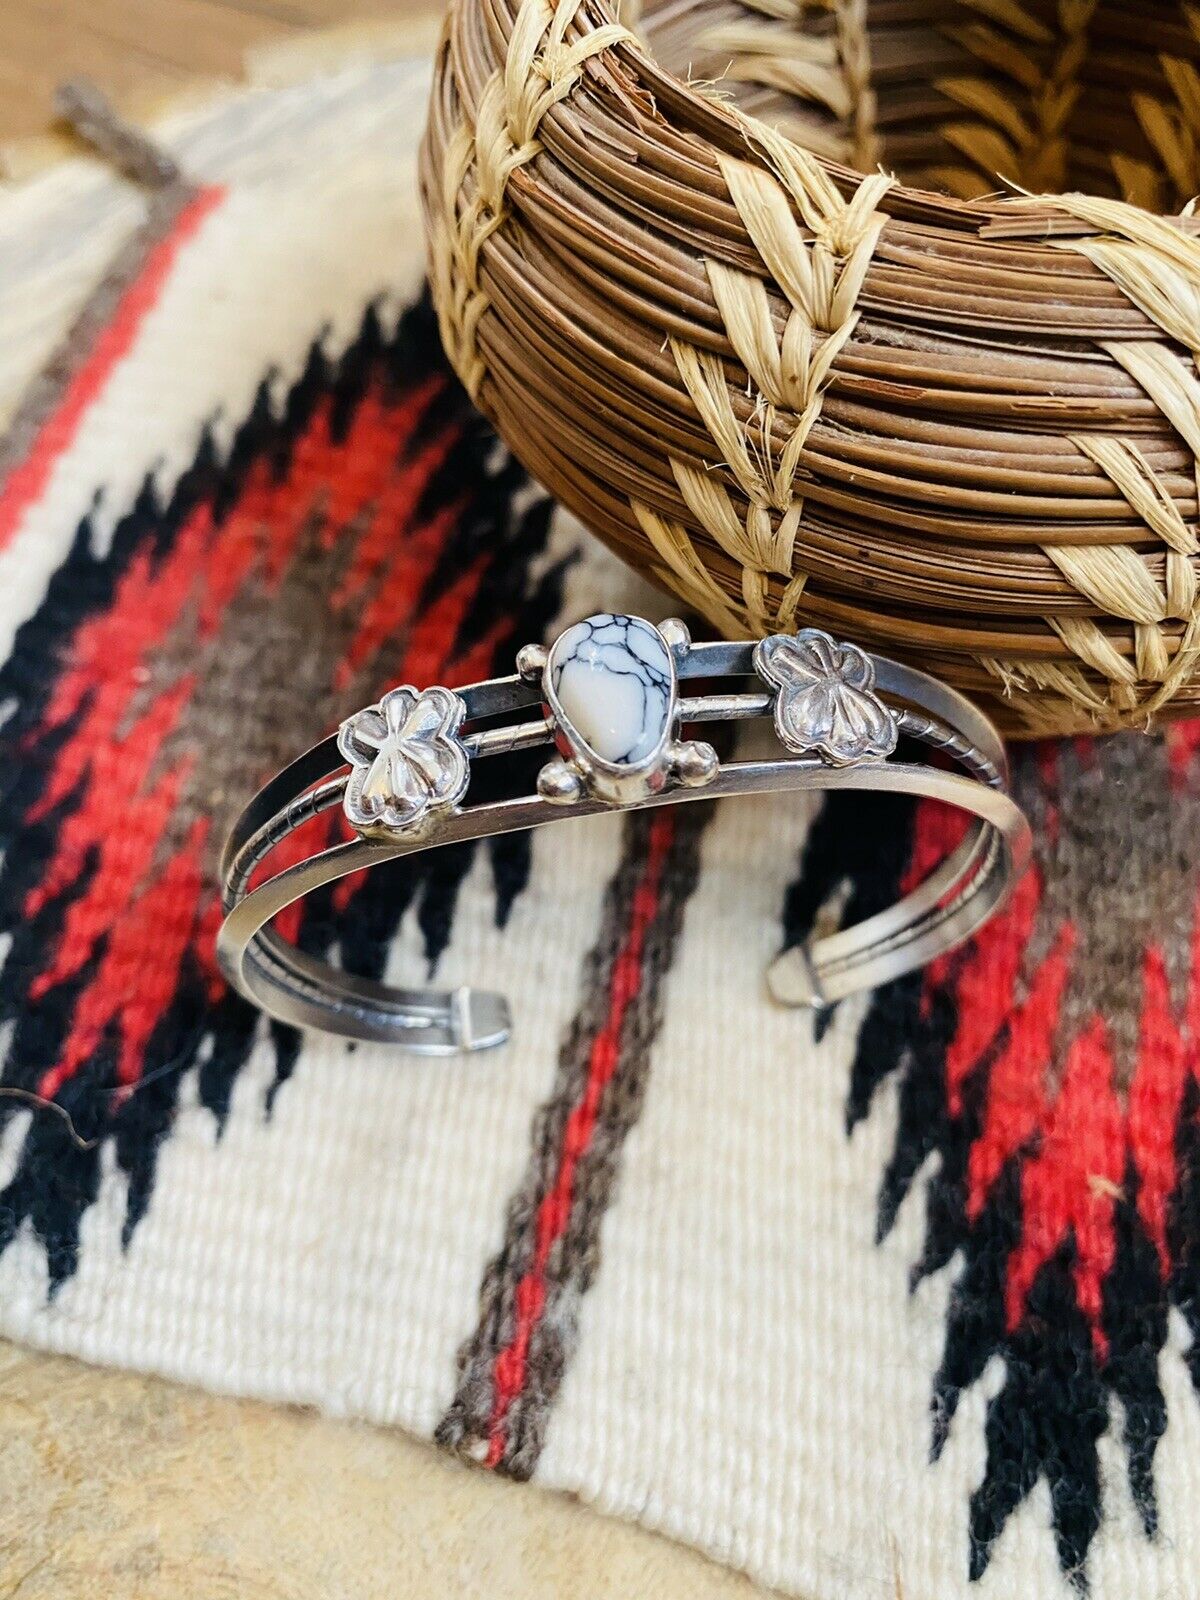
[538,614,714,805]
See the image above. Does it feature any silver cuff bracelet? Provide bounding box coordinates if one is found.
[217,615,1031,1053]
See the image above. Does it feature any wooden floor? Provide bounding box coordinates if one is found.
[0,1342,766,1600]
[0,0,408,140]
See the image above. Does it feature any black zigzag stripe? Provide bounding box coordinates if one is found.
[0,292,565,1288]
[785,766,1200,1591]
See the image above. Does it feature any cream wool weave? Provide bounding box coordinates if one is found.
[0,34,1197,1600]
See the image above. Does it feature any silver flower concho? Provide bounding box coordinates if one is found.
[754,628,898,767]
[339,685,470,834]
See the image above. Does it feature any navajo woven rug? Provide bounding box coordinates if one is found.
[1,38,1199,1600]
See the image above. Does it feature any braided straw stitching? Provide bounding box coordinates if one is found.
[931,0,1098,199]
[691,0,877,169]
[834,0,877,171]
[1128,17,1200,208]
[429,0,633,402]
[692,0,852,153]
[983,197,1200,731]
[643,121,891,634]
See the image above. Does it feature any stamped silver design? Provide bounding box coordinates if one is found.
[338,684,470,833]
[754,628,899,767]
[536,612,716,805]
[220,617,1028,1056]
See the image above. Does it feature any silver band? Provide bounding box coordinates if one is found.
[217,618,1031,1053]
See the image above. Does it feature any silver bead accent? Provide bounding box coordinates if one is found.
[671,738,719,788]
[515,642,548,682]
[657,616,692,657]
[536,755,585,805]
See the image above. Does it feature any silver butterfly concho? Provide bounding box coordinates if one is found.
[339,684,470,833]
[754,629,898,767]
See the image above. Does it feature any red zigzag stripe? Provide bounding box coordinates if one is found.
[484,811,676,1467]
[0,185,225,552]
[437,805,712,1479]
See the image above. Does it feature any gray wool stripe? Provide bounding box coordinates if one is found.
[436,803,713,1477]
[1014,735,1197,1092]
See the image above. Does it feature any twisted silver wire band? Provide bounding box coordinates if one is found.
[217,632,1031,1053]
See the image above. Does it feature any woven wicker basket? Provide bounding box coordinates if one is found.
[421,0,1200,736]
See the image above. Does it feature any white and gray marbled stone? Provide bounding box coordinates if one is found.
[546,613,674,769]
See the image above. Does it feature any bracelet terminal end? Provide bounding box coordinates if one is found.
[450,986,511,1053]
[766,943,828,1010]
[395,987,511,1054]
